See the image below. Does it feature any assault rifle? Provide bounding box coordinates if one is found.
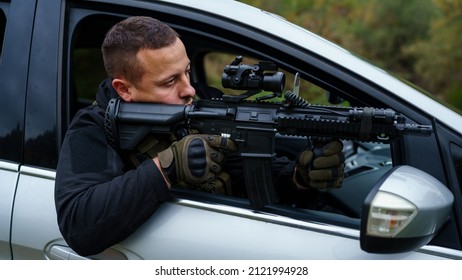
[104,56,433,209]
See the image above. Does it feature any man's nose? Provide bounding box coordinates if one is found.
[180,78,196,98]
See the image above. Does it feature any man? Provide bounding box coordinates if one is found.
[55,16,344,257]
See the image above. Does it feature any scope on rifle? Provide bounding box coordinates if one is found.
[222,55,285,93]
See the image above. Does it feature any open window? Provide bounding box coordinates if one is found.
[64,7,404,229]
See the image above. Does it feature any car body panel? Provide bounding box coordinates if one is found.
[10,166,62,260]
[118,199,453,260]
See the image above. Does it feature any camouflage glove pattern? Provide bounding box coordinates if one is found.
[158,134,237,187]
[293,139,345,191]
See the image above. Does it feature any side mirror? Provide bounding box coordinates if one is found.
[360,165,453,253]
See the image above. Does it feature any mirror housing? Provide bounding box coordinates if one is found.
[360,165,453,253]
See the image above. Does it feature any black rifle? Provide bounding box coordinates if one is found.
[104,93,432,209]
[105,56,433,209]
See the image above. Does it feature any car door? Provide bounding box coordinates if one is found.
[61,0,461,259]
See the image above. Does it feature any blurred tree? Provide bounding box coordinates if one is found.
[343,0,437,79]
[404,0,462,108]
[239,0,462,111]
[241,0,436,79]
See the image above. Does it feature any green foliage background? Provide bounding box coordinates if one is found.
[239,0,462,111]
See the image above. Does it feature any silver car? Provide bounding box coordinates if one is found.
[0,0,461,260]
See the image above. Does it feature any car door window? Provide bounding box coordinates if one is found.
[0,4,23,163]
[64,9,395,224]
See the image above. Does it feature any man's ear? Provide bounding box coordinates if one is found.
[112,78,132,102]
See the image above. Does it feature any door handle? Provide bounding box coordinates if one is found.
[48,245,88,260]
[47,244,142,260]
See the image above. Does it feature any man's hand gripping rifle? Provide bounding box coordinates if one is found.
[105,56,433,209]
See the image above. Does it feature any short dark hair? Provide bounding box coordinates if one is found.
[101,16,179,85]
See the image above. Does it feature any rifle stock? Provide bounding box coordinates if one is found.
[105,97,432,209]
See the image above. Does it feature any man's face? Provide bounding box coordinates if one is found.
[114,37,196,105]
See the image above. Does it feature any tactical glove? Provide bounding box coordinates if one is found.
[293,139,345,190]
[183,171,233,195]
[157,134,237,186]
